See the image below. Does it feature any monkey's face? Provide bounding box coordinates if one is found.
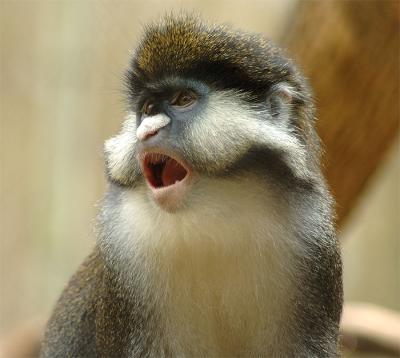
[105,76,312,213]
[103,16,320,213]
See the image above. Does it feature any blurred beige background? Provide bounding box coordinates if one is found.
[0,0,398,351]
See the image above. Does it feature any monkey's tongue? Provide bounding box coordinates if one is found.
[161,159,187,187]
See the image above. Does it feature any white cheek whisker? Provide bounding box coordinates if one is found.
[104,113,141,184]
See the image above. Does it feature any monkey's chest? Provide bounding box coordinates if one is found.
[160,257,288,356]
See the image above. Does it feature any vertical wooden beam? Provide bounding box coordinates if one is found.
[283,0,399,225]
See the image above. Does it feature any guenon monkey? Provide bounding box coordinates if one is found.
[41,15,343,357]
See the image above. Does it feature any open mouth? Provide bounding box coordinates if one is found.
[142,152,189,189]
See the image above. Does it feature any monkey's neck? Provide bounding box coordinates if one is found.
[101,181,297,355]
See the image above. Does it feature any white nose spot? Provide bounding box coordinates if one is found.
[136,114,171,141]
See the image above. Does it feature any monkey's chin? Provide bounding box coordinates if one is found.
[150,178,192,213]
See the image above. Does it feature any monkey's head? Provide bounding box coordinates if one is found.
[104,15,321,214]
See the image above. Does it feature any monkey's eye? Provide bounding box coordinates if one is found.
[170,90,197,108]
[141,100,155,116]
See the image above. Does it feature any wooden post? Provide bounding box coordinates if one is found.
[283,0,399,225]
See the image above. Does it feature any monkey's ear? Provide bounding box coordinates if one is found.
[263,82,320,181]
[266,81,316,147]
[266,82,298,125]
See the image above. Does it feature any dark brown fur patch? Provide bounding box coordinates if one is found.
[128,15,303,96]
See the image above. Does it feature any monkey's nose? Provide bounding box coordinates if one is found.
[137,114,171,141]
[142,130,158,140]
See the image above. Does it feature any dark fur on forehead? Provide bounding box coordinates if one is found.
[126,15,308,101]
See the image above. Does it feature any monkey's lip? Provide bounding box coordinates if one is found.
[140,150,193,211]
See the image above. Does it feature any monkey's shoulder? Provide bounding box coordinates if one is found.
[40,250,102,357]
